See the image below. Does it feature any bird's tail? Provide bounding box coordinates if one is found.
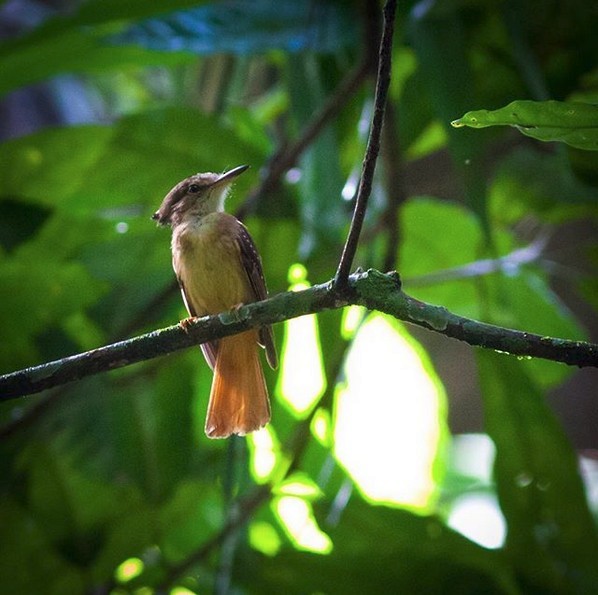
[205,330,271,438]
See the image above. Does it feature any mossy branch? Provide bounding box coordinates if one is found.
[1,269,596,400]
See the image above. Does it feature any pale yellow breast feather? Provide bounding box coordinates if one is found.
[172,212,253,316]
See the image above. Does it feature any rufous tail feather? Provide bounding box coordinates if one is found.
[205,330,270,438]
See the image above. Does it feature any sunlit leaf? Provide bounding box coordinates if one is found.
[115,557,144,583]
[249,521,282,557]
[334,314,448,511]
[248,426,283,484]
[275,473,323,499]
[0,107,262,212]
[452,100,598,151]
[400,196,585,388]
[277,263,326,417]
[272,495,333,554]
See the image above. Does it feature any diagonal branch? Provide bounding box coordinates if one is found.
[1,269,596,402]
[334,0,397,288]
[235,59,370,221]
[405,235,549,287]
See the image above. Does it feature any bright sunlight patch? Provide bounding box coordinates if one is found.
[273,495,332,554]
[276,263,326,417]
[334,313,447,510]
[248,426,283,484]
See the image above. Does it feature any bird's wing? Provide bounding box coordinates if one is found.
[177,276,218,370]
[236,222,278,369]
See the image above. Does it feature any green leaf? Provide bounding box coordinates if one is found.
[16,442,151,586]
[0,497,85,595]
[0,258,104,371]
[0,29,191,99]
[58,360,197,501]
[158,480,224,563]
[489,148,598,226]
[399,197,494,317]
[399,197,585,388]
[452,101,598,151]
[482,268,584,388]
[477,352,598,592]
[286,54,346,259]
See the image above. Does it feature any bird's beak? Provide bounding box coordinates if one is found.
[211,164,249,188]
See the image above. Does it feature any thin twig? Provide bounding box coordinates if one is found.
[334,0,397,288]
[2,269,597,403]
[405,236,549,287]
[235,0,381,221]
[0,388,64,440]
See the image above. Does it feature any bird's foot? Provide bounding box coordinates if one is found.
[179,316,198,332]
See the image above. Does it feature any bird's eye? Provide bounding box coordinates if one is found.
[188,183,201,193]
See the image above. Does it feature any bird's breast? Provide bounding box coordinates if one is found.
[172,213,253,316]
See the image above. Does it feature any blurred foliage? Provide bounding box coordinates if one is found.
[0,0,597,594]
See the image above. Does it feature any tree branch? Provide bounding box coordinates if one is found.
[235,58,370,221]
[1,269,596,401]
[404,235,549,287]
[334,0,397,288]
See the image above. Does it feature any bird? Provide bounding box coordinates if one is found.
[153,165,277,438]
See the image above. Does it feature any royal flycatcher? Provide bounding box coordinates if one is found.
[153,165,277,438]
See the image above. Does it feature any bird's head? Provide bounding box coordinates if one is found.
[152,164,249,226]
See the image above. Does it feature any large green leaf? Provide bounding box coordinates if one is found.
[0,32,187,100]
[452,101,598,151]
[399,197,504,318]
[489,148,598,226]
[399,197,585,388]
[0,107,262,211]
[0,258,104,371]
[477,352,598,593]
[0,496,85,595]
